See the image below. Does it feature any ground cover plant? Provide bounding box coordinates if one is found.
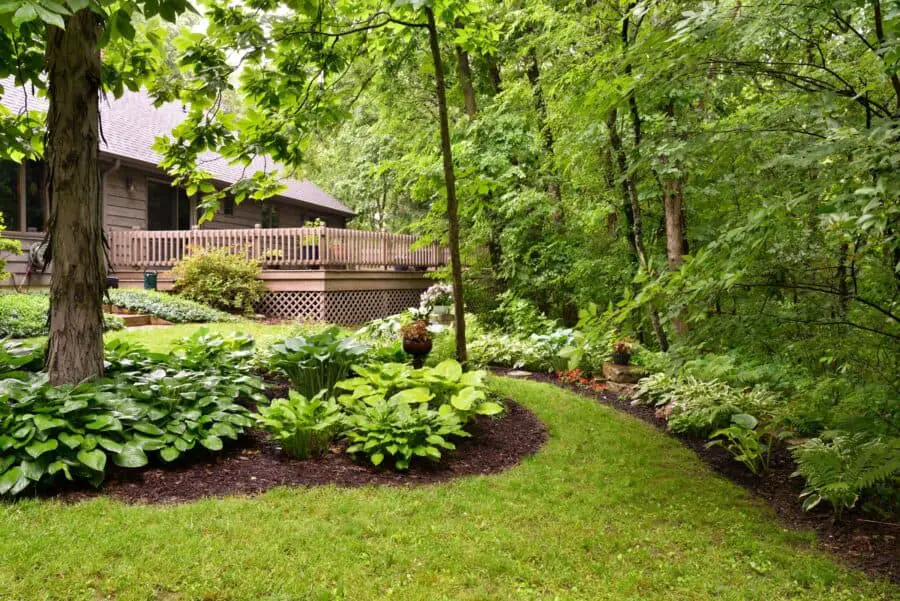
[105,289,238,324]
[0,293,124,338]
[0,331,265,497]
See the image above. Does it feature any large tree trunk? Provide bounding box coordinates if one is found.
[45,10,105,384]
[425,8,467,364]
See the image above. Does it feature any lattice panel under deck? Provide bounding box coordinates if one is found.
[323,289,421,325]
[255,292,324,320]
[255,289,423,323]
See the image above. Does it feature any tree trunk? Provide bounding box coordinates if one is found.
[455,44,477,119]
[45,10,105,384]
[525,47,561,205]
[425,8,467,364]
[607,106,669,352]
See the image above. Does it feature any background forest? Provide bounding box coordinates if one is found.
[302,0,899,454]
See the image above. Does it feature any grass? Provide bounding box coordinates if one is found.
[0,326,895,600]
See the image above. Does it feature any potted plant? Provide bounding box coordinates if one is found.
[401,320,432,368]
[611,339,633,366]
[420,283,453,316]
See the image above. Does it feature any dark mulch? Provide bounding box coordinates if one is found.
[494,368,899,583]
[48,398,547,505]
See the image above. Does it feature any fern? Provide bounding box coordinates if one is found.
[791,432,900,516]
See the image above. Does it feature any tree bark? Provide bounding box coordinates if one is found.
[45,9,105,384]
[425,8,467,364]
[525,47,561,204]
[455,44,477,119]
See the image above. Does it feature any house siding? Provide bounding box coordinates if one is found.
[103,166,148,230]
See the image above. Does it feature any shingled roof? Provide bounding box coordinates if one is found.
[0,79,354,216]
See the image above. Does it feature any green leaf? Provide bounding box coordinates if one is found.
[58,432,82,449]
[370,452,384,466]
[432,360,463,382]
[390,387,433,405]
[113,445,148,468]
[98,438,124,453]
[19,459,44,481]
[26,438,58,458]
[32,414,65,431]
[76,448,106,472]
[475,402,504,416]
[133,422,166,436]
[200,435,223,451]
[732,414,758,429]
[160,447,180,462]
[12,4,37,27]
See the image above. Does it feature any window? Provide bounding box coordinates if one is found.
[0,160,47,233]
[223,196,234,216]
[262,204,280,228]
[148,180,194,231]
[0,161,19,231]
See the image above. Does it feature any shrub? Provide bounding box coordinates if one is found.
[268,327,370,397]
[106,289,237,323]
[170,246,267,314]
[791,432,900,515]
[344,400,468,469]
[420,283,453,309]
[0,293,128,338]
[256,390,345,458]
[336,360,503,423]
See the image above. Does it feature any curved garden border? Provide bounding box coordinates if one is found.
[46,399,547,505]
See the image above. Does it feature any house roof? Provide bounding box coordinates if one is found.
[0,79,354,216]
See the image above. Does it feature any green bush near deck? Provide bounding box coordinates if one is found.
[0,293,123,338]
[105,289,239,324]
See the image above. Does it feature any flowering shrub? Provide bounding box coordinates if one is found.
[555,369,607,392]
[420,283,453,308]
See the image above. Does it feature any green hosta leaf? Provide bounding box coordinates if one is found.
[113,445,148,468]
[48,460,72,480]
[476,402,504,416]
[76,448,106,472]
[459,371,486,387]
[132,435,166,451]
[390,387,433,405]
[174,437,192,452]
[60,399,88,413]
[732,414,758,429]
[200,435,223,451]
[32,414,66,431]
[19,459,45,481]
[370,452,384,466]
[451,387,483,411]
[0,467,26,496]
[86,415,121,431]
[58,432,82,449]
[160,447,180,462]
[133,422,166,436]
[26,438,58,458]
[98,438,124,453]
[432,360,462,382]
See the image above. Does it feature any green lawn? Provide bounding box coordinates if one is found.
[0,327,895,600]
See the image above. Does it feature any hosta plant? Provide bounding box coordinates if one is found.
[257,390,345,458]
[0,340,44,379]
[344,400,468,470]
[171,328,256,376]
[336,360,503,422]
[268,327,370,397]
[0,375,138,495]
[705,413,772,475]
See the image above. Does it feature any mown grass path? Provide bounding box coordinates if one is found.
[0,377,894,600]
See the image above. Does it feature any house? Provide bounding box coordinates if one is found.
[0,81,447,323]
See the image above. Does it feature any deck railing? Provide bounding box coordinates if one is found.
[107,227,449,270]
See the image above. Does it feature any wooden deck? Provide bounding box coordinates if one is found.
[1,228,445,323]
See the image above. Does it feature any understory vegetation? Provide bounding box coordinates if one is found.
[0,292,124,338]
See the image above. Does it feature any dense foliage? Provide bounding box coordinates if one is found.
[0,293,123,337]
[256,391,345,459]
[106,289,238,324]
[266,327,370,397]
[0,331,264,496]
[171,247,267,314]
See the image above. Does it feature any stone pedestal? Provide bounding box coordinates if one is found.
[601,362,648,384]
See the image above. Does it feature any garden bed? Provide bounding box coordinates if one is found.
[47,399,546,505]
[494,368,899,583]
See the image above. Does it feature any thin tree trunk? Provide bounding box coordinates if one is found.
[425,7,467,364]
[608,106,669,351]
[455,43,477,119]
[525,47,561,204]
[486,56,502,95]
[45,9,105,384]
[660,104,689,335]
